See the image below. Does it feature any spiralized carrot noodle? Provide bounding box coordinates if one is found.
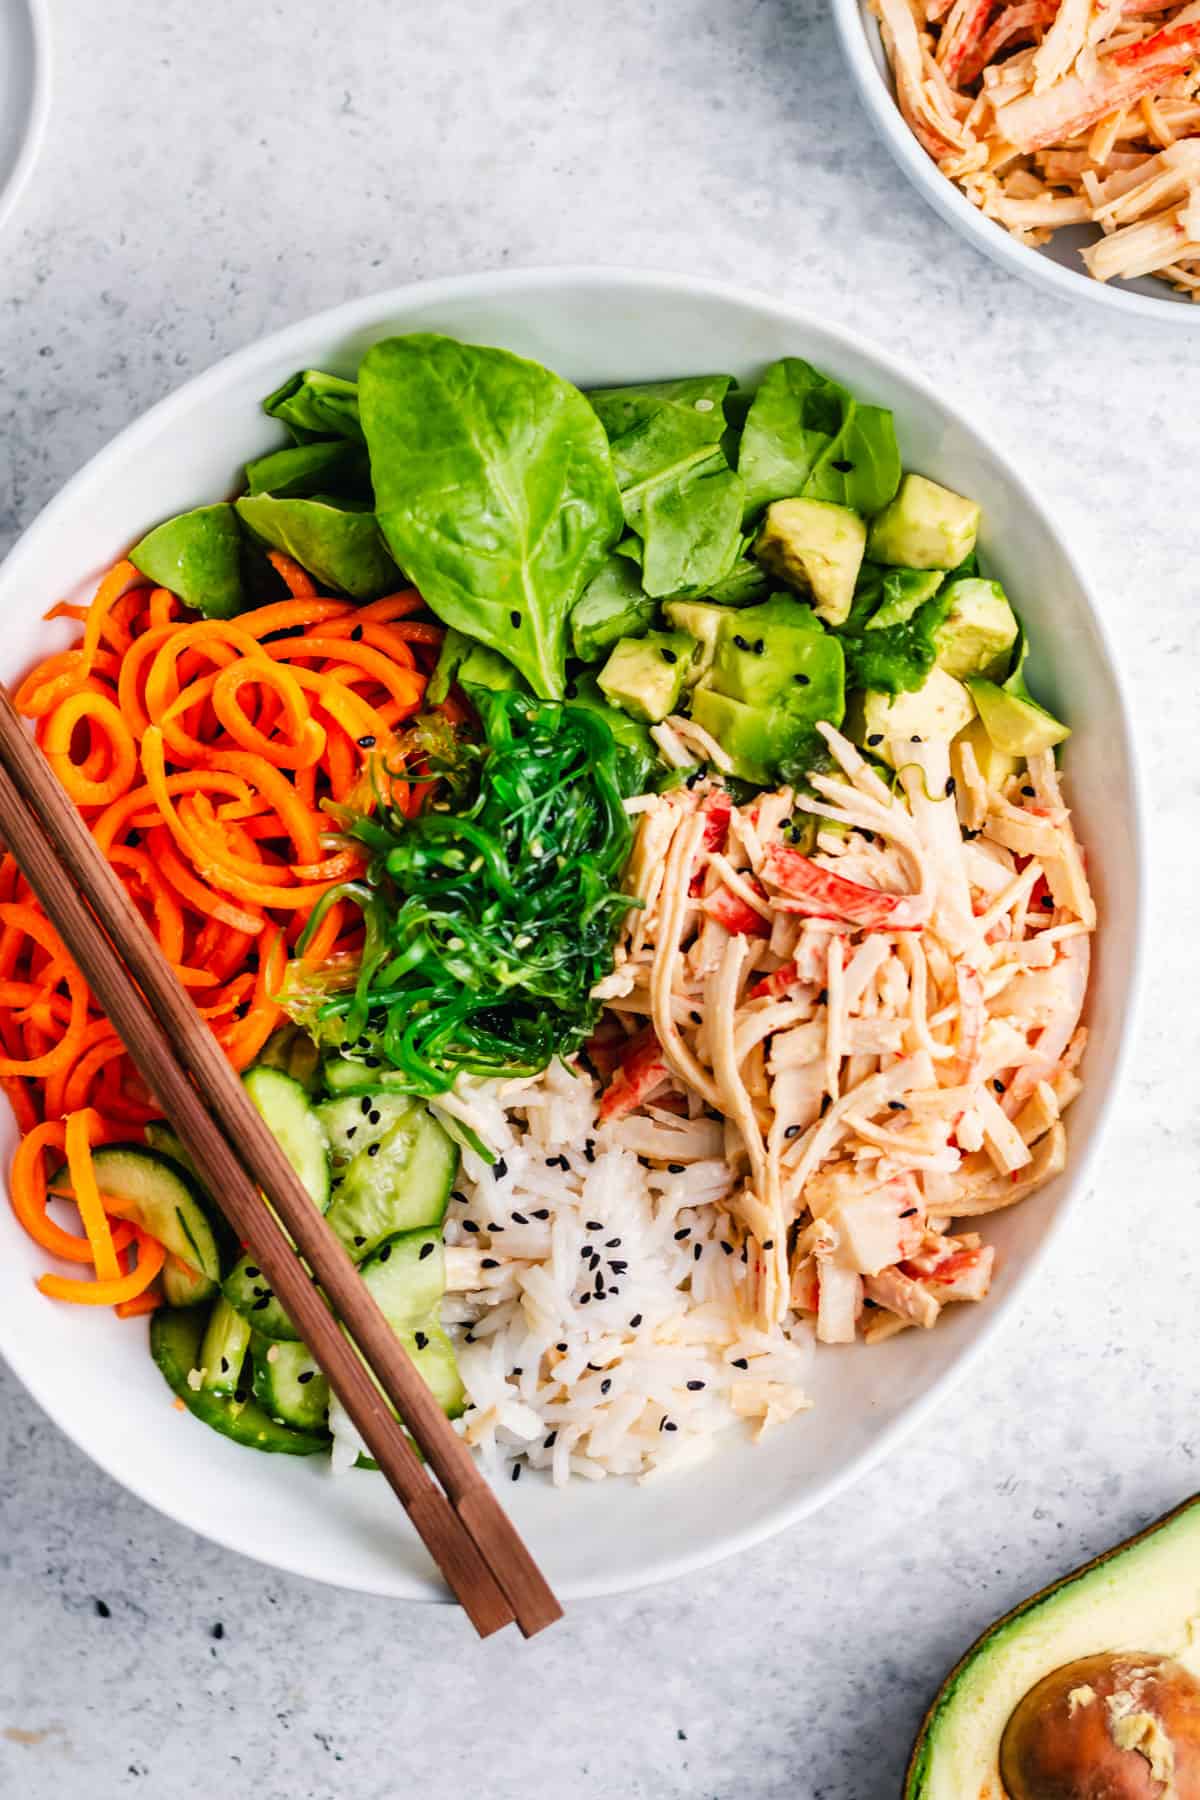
[2,557,444,1313]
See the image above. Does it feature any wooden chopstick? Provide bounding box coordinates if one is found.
[0,684,561,1639]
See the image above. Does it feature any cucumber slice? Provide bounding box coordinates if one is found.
[150,1307,328,1456]
[199,1297,252,1397]
[55,1145,221,1282]
[359,1228,446,1330]
[352,1319,466,1469]
[140,1125,239,1268]
[322,1054,414,1097]
[143,1121,198,1180]
[222,1253,302,1341]
[255,1025,322,1095]
[315,1092,414,1167]
[243,1066,331,1210]
[251,1336,330,1431]
[325,1106,458,1262]
[162,1253,218,1309]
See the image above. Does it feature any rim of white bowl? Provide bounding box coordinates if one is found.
[0,267,1148,1602]
[830,0,1200,325]
[0,0,52,238]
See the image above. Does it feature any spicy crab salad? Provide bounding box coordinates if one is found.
[3,334,1093,1484]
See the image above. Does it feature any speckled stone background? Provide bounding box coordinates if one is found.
[0,2,1195,1795]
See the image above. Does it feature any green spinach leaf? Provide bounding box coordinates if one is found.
[262,369,364,443]
[359,334,624,699]
[738,358,901,522]
[570,554,656,661]
[805,403,902,517]
[244,439,370,500]
[235,493,400,599]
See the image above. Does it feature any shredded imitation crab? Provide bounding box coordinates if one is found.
[871,0,1200,295]
[593,720,1094,1344]
[2,556,446,1314]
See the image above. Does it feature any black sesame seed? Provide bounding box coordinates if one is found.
[350,625,364,642]
[251,1295,271,1311]
[451,1190,467,1204]
[820,1096,832,1115]
[693,1242,702,1262]
[816,988,828,1006]
[899,1207,919,1219]
[888,1100,906,1112]
[220,1356,230,1373]
[831,458,854,472]
[462,1219,480,1234]
[244,1266,260,1279]
[545,1156,559,1168]
[378,1243,392,1263]
[594,1271,605,1295]
[95,1598,111,1619]
[741,1243,749,1263]
[489,1222,505,1233]
[720,1240,734,1255]
[368,1143,380,1157]
[732,1356,749,1370]
[867,733,884,747]
[579,1291,590,1305]
[637,1155,651,1169]
[993,1078,1005,1094]
[211,1622,224,1640]
[464,1332,476,1343]
[686,1379,705,1391]
[512,1211,528,1224]
[762,1239,774,1251]
[414,1331,429,1350]
[784,1124,801,1139]
[661,648,678,665]
[586,1220,602,1231]
[493,1157,508,1179]
[794,672,811,687]
[601,1378,612,1395]
[733,634,749,651]
[357,734,376,749]
[584,1139,596,1163]
[360,1097,372,1115]
[510,610,522,629]
[664,1420,678,1432]
[368,1109,381,1126]
[691,1009,702,1024]
[234,1388,249,1404]
[1040,894,1055,910]
[533,1208,550,1221]
[364,1055,381,1068]
[481,1257,499,1270]
[346,1126,357,1140]
[945,776,957,797]
[910,734,922,744]
[511,1462,521,1481]
[674,1226,691,1241]
[1022,785,1035,798]
[419,1242,435,1260]
[753,639,765,656]
[297,1369,316,1384]
[667,1163,685,1174]
[353,1234,366,1246]
[544,1430,557,1448]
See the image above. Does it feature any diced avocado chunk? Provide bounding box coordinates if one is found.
[662,599,735,686]
[934,578,1018,680]
[691,595,845,786]
[754,497,866,626]
[597,630,696,724]
[867,474,981,572]
[953,716,1019,790]
[966,679,1069,756]
[129,503,245,619]
[852,666,975,764]
[570,555,656,662]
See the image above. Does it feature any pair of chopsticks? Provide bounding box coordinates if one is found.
[0,681,560,1639]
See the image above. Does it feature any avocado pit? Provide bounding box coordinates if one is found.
[1000,1651,1200,1798]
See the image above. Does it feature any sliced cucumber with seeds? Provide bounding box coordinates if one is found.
[352,1320,467,1468]
[150,1306,328,1456]
[325,1106,458,1262]
[255,1025,323,1095]
[199,1297,252,1397]
[140,1124,239,1267]
[243,1066,331,1210]
[322,1054,414,1097]
[359,1228,446,1330]
[315,1092,414,1166]
[54,1145,220,1283]
[251,1336,330,1431]
[222,1253,302,1341]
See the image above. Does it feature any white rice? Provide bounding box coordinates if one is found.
[352,1059,815,1486]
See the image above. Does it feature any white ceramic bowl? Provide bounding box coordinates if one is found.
[0,0,51,236]
[831,0,1199,323]
[0,268,1143,1602]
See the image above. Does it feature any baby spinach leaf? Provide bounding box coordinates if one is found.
[359,334,624,699]
[570,554,656,662]
[588,376,744,599]
[738,359,902,522]
[244,439,370,500]
[262,369,364,443]
[235,493,399,599]
[428,629,526,705]
[129,503,246,619]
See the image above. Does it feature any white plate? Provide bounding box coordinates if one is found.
[0,0,49,235]
[830,0,1199,323]
[0,268,1144,1602]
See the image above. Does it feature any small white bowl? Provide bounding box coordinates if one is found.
[831,0,1199,323]
[0,268,1144,1602]
[0,0,51,236]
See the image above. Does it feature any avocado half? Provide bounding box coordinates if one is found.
[905,1493,1200,1798]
